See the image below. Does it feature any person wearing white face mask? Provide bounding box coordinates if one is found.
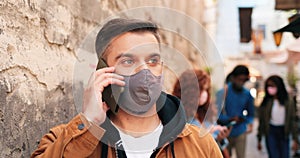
[257,75,299,158]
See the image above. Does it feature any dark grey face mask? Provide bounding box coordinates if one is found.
[113,69,162,115]
[232,82,243,92]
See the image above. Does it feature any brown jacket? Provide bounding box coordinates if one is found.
[31,93,222,158]
[31,114,222,158]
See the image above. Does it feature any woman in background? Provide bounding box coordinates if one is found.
[173,69,230,158]
[257,75,299,158]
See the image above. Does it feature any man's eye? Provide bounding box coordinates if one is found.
[147,57,160,65]
[120,59,134,65]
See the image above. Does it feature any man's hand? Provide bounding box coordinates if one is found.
[82,67,125,125]
[246,124,253,134]
[230,116,244,123]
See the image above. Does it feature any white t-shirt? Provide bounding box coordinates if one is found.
[270,99,285,126]
[114,122,163,158]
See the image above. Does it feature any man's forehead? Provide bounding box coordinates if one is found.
[234,75,249,81]
[112,31,158,43]
[235,75,248,77]
[105,32,160,65]
[109,32,159,51]
[124,43,160,52]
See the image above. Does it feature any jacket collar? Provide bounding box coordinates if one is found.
[177,125,192,138]
[156,92,187,147]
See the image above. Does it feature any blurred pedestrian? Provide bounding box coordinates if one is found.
[257,75,299,158]
[173,69,231,158]
[216,65,255,158]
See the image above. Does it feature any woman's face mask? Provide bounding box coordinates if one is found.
[267,86,277,96]
[198,90,208,106]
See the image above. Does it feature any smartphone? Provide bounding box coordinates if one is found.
[219,138,229,150]
[226,121,237,127]
[96,59,120,114]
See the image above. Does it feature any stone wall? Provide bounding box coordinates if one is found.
[0,0,216,157]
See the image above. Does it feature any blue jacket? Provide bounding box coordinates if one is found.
[216,83,255,137]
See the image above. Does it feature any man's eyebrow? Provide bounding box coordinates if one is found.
[115,52,161,61]
[114,53,134,61]
[148,53,161,58]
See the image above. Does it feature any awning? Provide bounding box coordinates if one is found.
[273,16,300,46]
[274,17,300,34]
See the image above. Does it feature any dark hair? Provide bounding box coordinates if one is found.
[95,18,160,60]
[263,75,288,105]
[231,65,249,77]
[225,72,232,84]
[172,69,211,122]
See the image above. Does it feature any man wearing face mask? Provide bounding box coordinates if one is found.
[215,65,255,158]
[31,18,222,158]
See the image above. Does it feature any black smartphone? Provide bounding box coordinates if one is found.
[96,59,120,114]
